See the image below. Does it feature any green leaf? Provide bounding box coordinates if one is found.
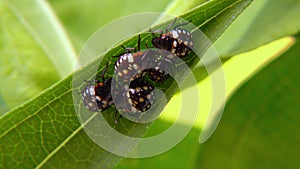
[195,36,300,169]
[49,0,173,52]
[0,95,8,115]
[0,1,62,112]
[215,0,300,57]
[117,119,201,169]
[7,0,77,76]
[192,0,300,97]
[162,0,209,16]
[0,0,253,168]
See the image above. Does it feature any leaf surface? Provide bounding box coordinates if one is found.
[0,1,63,113]
[196,35,300,169]
[215,0,300,57]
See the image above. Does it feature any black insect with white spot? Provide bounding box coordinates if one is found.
[114,35,151,84]
[148,67,169,83]
[126,79,155,113]
[113,35,156,116]
[81,64,113,112]
[151,18,193,57]
[146,51,176,83]
[113,78,155,121]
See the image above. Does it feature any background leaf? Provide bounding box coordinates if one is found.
[160,0,209,16]
[195,35,300,169]
[7,0,77,77]
[215,0,300,57]
[49,0,173,52]
[0,1,61,114]
[0,0,253,168]
[192,0,300,84]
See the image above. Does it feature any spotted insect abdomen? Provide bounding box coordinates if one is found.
[152,26,193,58]
[81,78,113,112]
[127,81,154,113]
[114,52,144,83]
[171,28,193,56]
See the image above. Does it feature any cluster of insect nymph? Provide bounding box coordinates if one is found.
[81,18,194,123]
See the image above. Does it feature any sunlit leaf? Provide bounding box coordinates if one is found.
[0,1,61,113]
[7,0,77,76]
[215,0,300,57]
[196,35,300,169]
